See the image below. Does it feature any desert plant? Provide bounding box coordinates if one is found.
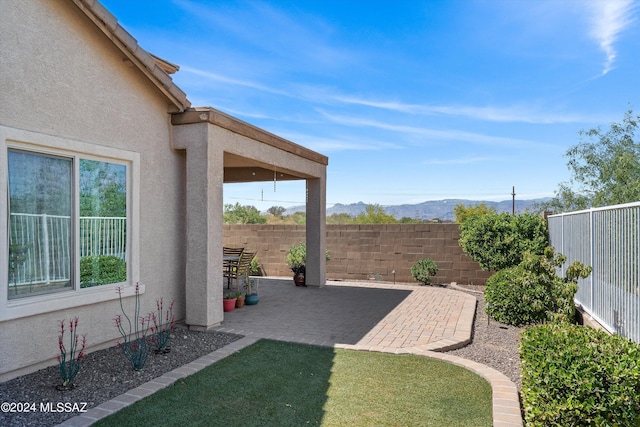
[149,298,175,354]
[484,247,591,326]
[57,317,87,389]
[114,283,151,370]
[411,258,439,285]
[249,256,262,276]
[243,277,258,295]
[520,323,640,426]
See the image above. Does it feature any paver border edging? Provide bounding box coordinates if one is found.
[58,335,523,427]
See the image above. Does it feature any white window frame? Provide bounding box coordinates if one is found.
[1,126,141,321]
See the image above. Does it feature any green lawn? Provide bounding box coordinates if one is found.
[95,340,492,426]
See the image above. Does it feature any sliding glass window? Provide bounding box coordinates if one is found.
[7,149,127,299]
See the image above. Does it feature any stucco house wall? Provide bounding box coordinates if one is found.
[0,0,187,380]
[1,0,328,381]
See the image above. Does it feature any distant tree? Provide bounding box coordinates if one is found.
[267,206,286,218]
[543,109,640,213]
[327,213,354,224]
[354,204,397,224]
[398,217,423,223]
[454,202,497,224]
[290,211,306,225]
[223,203,266,224]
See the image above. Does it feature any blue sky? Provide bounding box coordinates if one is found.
[101,0,639,211]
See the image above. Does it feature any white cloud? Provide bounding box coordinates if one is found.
[319,111,550,148]
[181,66,291,97]
[333,96,607,124]
[586,0,636,75]
[276,131,404,152]
[425,156,496,165]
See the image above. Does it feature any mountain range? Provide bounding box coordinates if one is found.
[284,198,550,221]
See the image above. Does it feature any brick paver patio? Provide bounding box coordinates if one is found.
[59,278,522,426]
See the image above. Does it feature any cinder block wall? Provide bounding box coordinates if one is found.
[223,224,491,285]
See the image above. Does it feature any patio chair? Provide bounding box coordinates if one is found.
[227,251,255,293]
[223,247,244,289]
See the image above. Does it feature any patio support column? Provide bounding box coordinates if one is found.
[306,175,326,286]
[172,123,224,330]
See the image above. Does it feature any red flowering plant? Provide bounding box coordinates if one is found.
[114,283,151,371]
[57,317,87,390]
[150,298,175,354]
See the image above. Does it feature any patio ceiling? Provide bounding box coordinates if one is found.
[223,152,309,183]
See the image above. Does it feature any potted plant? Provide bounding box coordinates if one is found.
[411,258,439,286]
[285,243,330,287]
[235,291,245,308]
[286,243,307,286]
[244,278,259,305]
[223,293,237,312]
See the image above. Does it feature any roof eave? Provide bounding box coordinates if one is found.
[172,107,329,166]
[70,0,191,112]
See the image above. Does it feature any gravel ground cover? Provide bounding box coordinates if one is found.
[1,284,522,427]
[0,329,242,427]
[446,284,523,389]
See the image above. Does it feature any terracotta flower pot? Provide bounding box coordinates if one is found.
[223,298,236,312]
[294,272,306,287]
[235,296,245,308]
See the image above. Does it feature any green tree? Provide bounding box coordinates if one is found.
[453,202,497,224]
[544,109,640,212]
[458,212,548,271]
[223,203,266,224]
[267,206,286,218]
[354,204,397,224]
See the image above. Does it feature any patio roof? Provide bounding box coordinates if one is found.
[172,107,328,183]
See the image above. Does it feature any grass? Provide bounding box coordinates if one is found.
[95,340,492,426]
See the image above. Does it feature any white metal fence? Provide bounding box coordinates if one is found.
[548,201,640,343]
[8,213,126,286]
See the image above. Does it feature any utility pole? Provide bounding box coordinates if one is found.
[511,186,516,215]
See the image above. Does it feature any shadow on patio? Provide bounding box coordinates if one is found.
[216,277,476,352]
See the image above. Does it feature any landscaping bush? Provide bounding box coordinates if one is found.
[520,323,640,426]
[484,247,591,326]
[458,212,548,271]
[411,258,438,285]
[80,255,126,287]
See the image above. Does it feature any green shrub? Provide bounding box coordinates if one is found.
[285,243,330,274]
[458,212,548,271]
[80,255,126,288]
[520,323,640,426]
[484,247,591,326]
[411,258,438,285]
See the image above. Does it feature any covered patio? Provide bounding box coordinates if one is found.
[171,108,328,331]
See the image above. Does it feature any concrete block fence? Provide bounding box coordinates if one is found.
[223,224,491,285]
